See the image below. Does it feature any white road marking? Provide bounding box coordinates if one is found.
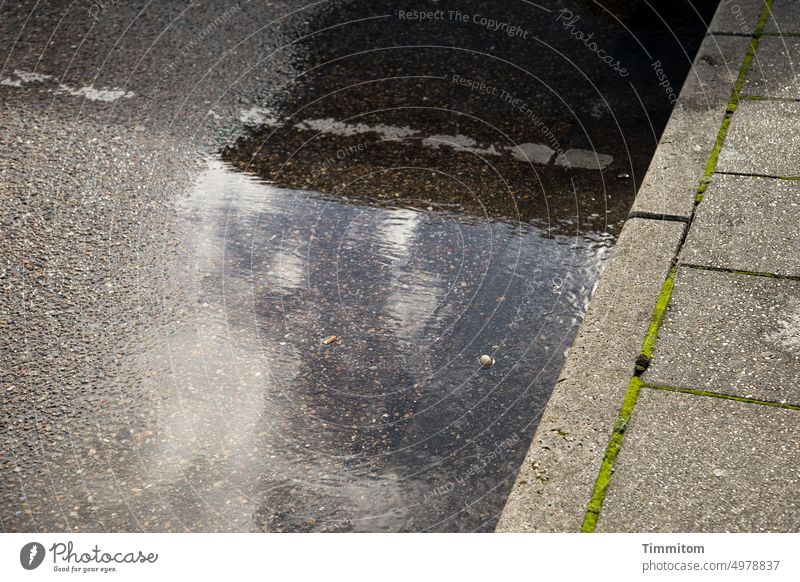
[237,111,616,169]
[1,69,134,102]
[56,84,134,102]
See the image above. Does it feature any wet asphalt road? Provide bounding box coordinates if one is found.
[1,0,717,531]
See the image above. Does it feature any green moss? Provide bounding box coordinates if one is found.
[694,180,708,204]
[761,31,800,37]
[754,0,776,37]
[645,383,800,410]
[581,377,645,532]
[701,0,774,182]
[641,267,677,359]
[703,115,733,179]
[580,270,677,532]
[682,263,800,282]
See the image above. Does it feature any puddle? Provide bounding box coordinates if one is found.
[130,159,609,531]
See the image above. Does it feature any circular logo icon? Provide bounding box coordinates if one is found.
[20,542,46,570]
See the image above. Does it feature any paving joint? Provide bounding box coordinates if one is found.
[740,94,800,102]
[708,31,753,37]
[682,262,800,281]
[627,211,690,223]
[714,170,800,180]
[644,383,800,411]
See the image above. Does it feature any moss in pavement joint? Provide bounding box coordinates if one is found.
[701,0,774,182]
[702,115,733,179]
[641,267,677,359]
[754,0,776,37]
[682,263,800,282]
[694,181,708,204]
[580,270,676,532]
[581,376,645,532]
[645,383,800,411]
[762,31,800,37]
[738,94,800,102]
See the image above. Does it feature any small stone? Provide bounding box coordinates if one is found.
[479,354,495,367]
[616,173,630,180]
[634,353,651,374]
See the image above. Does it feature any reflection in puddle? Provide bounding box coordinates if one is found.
[131,159,611,531]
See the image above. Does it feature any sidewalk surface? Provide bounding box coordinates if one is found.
[498,0,800,532]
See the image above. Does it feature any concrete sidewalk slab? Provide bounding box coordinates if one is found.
[597,388,800,532]
[630,35,750,219]
[681,174,800,277]
[645,267,800,404]
[716,100,800,177]
[710,0,765,35]
[765,0,800,33]
[496,218,684,532]
[743,36,800,98]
